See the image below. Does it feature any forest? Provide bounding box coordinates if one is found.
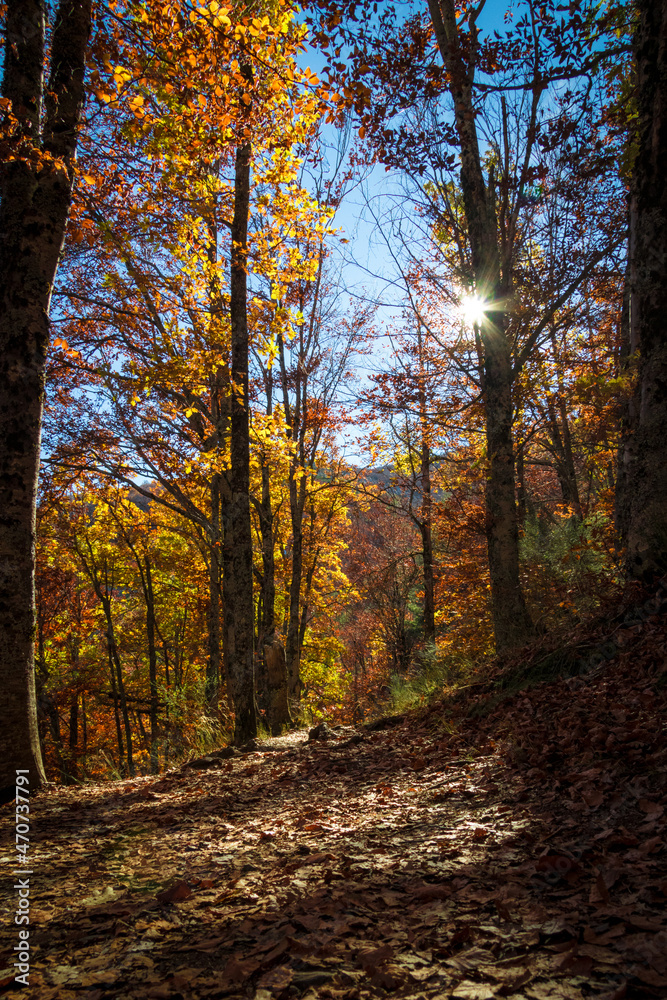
[2,0,667,996]
[3,0,658,792]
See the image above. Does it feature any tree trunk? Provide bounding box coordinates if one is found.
[482,313,532,649]
[615,207,636,546]
[103,597,134,777]
[78,535,133,777]
[67,693,78,783]
[617,1,667,580]
[428,0,532,651]
[259,461,276,639]
[255,448,291,729]
[277,326,307,712]
[108,646,125,776]
[546,400,582,517]
[254,366,280,714]
[285,478,305,706]
[516,435,527,526]
[223,139,257,744]
[0,0,92,799]
[206,473,223,706]
[262,630,292,735]
[81,691,88,775]
[417,352,436,642]
[144,557,159,774]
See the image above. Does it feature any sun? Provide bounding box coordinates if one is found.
[460,293,487,328]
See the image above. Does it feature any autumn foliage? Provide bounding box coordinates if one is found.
[16,0,634,781]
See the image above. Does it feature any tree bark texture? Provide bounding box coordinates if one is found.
[428,0,532,651]
[618,0,667,580]
[262,629,292,736]
[277,331,307,709]
[615,214,636,546]
[285,475,306,705]
[102,595,134,778]
[223,140,257,744]
[417,439,436,643]
[0,0,92,796]
[417,342,436,642]
[206,473,223,707]
[255,444,291,730]
[143,557,159,774]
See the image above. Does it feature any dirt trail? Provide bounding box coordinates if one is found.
[1,625,667,1000]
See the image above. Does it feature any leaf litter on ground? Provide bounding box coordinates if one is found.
[1,608,666,1000]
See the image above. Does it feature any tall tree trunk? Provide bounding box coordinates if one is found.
[108,646,125,776]
[617,1,667,580]
[428,0,532,651]
[615,207,636,546]
[516,434,527,526]
[259,460,276,638]
[419,518,436,642]
[223,139,257,744]
[0,0,92,799]
[204,204,229,711]
[81,691,88,775]
[115,516,162,774]
[102,596,134,777]
[285,478,306,706]
[546,400,582,517]
[78,538,134,777]
[416,339,436,642]
[144,557,159,774]
[255,441,290,732]
[67,693,78,783]
[206,473,223,706]
[262,629,292,736]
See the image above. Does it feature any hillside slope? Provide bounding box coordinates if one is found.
[1,605,666,1000]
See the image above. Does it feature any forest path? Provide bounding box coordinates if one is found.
[2,625,667,1000]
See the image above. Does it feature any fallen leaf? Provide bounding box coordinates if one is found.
[256,965,293,991]
[82,886,122,907]
[450,981,495,999]
[358,944,393,972]
[639,799,664,818]
[224,956,259,983]
[156,880,193,904]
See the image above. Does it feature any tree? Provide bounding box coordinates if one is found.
[423,0,531,651]
[362,319,447,643]
[312,0,624,651]
[616,0,667,581]
[51,0,333,742]
[0,0,92,797]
